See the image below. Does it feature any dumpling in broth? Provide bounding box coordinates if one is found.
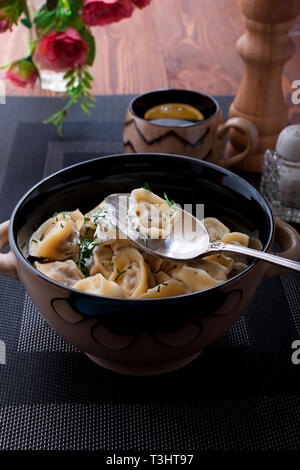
[34,259,84,286]
[170,264,222,292]
[73,273,126,297]
[90,243,114,278]
[202,217,229,242]
[29,210,84,261]
[139,279,190,299]
[109,247,148,298]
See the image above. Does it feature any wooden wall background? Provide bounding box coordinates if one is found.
[0,0,299,121]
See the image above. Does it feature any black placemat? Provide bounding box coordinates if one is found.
[0,96,299,451]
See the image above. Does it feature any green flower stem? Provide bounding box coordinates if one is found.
[44,66,95,136]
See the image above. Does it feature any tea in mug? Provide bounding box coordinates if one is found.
[144,103,205,127]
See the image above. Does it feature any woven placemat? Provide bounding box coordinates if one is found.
[0,95,299,451]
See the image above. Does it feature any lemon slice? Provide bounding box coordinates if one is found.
[144,103,204,122]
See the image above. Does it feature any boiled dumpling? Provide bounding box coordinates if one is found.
[153,270,172,284]
[90,243,114,278]
[146,264,157,288]
[202,254,233,275]
[84,200,106,230]
[29,210,84,261]
[109,247,148,298]
[170,264,222,291]
[202,217,229,242]
[143,252,164,273]
[73,273,126,297]
[222,232,249,246]
[139,279,190,299]
[190,259,228,281]
[128,187,178,240]
[34,260,84,286]
[249,237,263,251]
[229,260,249,277]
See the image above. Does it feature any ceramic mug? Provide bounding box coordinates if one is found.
[123,89,259,167]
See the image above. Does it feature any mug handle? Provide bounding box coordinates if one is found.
[216,117,259,168]
[0,220,19,280]
[264,218,300,280]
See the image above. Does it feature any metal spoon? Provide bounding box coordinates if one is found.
[105,193,300,272]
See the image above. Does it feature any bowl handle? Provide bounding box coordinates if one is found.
[0,220,19,280]
[263,218,300,280]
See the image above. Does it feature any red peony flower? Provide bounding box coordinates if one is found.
[36,28,89,71]
[83,0,134,27]
[5,60,38,88]
[131,0,152,8]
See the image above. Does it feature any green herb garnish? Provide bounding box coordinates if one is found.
[157,285,161,293]
[65,252,73,256]
[62,212,70,221]
[60,223,64,228]
[32,239,38,243]
[84,217,90,222]
[115,269,126,281]
[39,233,45,241]
[164,192,176,208]
[77,238,99,277]
[143,182,151,192]
[52,212,58,218]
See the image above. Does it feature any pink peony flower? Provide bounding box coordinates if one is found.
[36,28,89,71]
[5,60,38,88]
[83,0,134,26]
[0,12,13,33]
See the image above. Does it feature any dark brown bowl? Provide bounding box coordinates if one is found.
[1,153,299,375]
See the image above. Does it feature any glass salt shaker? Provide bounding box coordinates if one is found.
[260,125,300,223]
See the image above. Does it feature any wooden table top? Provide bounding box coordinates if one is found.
[0,0,299,121]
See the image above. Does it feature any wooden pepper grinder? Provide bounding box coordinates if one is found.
[225,0,300,173]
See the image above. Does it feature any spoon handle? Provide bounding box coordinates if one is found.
[208,242,300,272]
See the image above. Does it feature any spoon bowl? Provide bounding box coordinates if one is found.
[105,193,300,272]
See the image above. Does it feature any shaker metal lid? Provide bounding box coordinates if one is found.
[276,125,300,162]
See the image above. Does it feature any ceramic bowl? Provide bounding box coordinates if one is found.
[1,153,299,375]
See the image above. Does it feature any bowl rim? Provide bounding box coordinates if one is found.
[128,88,221,128]
[9,152,274,303]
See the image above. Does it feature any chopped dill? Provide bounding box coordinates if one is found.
[164,192,176,208]
[77,238,99,277]
[143,182,151,192]
[115,269,126,281]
